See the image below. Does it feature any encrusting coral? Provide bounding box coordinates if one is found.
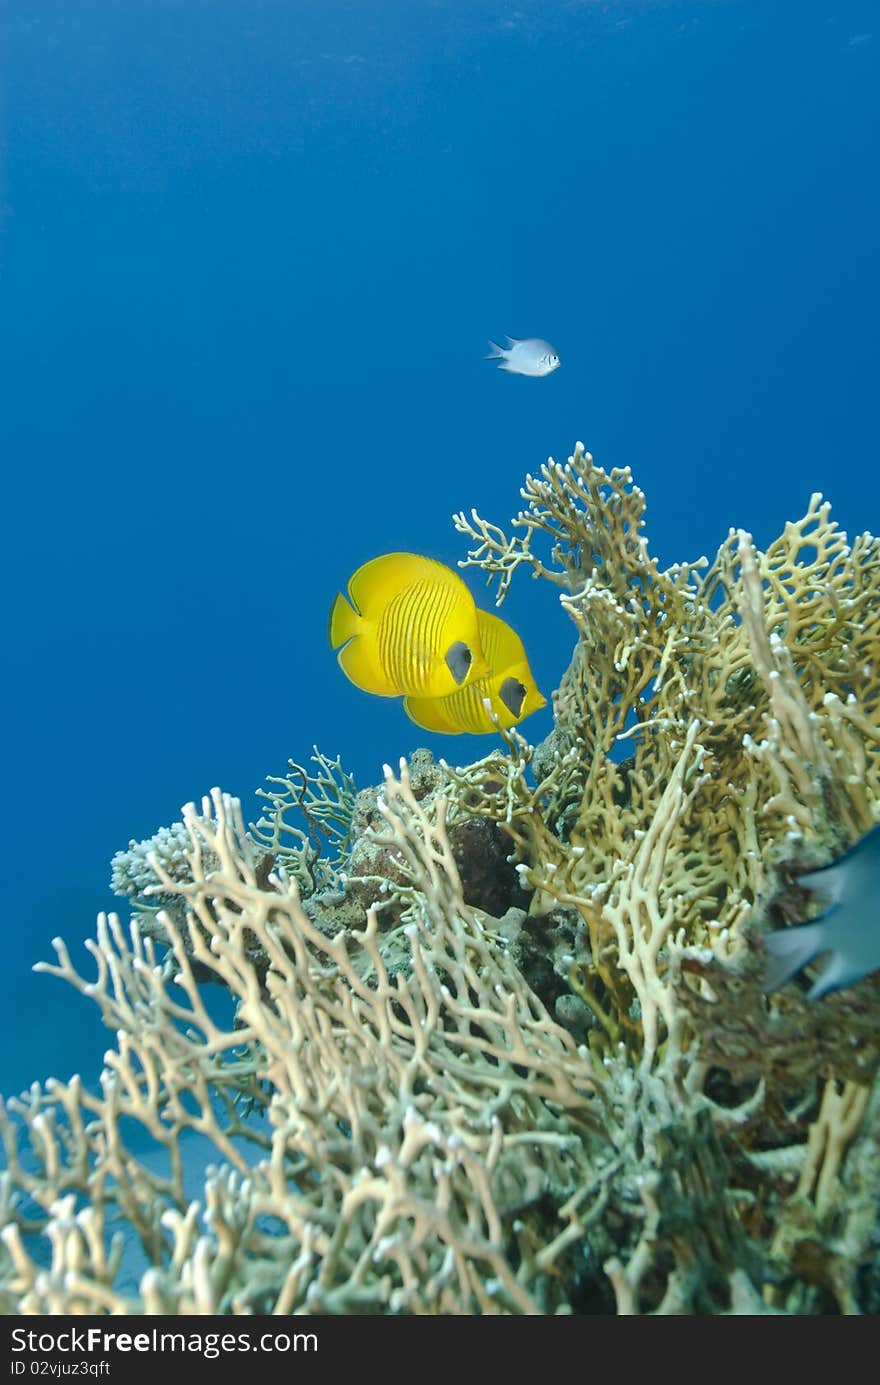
[2,444,879,1314]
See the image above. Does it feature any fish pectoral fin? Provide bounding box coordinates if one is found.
[470,653,491,681]
[403,696,458,734]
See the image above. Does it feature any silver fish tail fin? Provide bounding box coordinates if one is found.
[762,920,827,994]
[807,950,867,1001]
[485,340,506,359]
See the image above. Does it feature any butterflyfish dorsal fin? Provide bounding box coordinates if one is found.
[346,552,452,620]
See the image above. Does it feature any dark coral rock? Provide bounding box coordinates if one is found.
[449,815,530,917]
[673,942,880,1089]
[499,905,594,1041]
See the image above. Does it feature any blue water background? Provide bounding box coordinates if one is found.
[1,0,878,1095]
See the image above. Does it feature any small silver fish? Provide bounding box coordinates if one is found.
[763,824,880,999]
[486,336,561,377]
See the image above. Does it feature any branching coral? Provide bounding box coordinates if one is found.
[0,775,608,1314]
[2,442,879,1314]
[449,443,880,1308]
[452,446,880,1065]
[249,746,357,893]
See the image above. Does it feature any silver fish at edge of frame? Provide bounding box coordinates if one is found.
[763,823,880,999]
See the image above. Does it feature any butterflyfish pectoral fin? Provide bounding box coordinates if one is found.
[402,696,462,734]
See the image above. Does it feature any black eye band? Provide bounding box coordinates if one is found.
[446,641,473,685]
[499,677,526,718]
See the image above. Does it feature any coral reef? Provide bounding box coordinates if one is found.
[2,445,879,1314]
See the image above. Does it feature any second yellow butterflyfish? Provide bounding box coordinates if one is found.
[403,609,546,734]
[329,552,490,699]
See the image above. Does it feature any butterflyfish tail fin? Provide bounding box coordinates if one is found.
[328,591,360,650]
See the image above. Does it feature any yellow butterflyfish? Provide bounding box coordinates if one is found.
[329,552,490,699]
[403,609,546,734]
